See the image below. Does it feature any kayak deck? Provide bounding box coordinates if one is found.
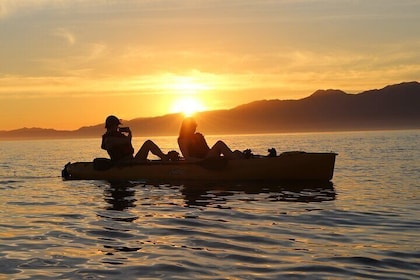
[62,152,337,183]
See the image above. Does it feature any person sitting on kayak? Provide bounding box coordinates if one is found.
[177,117,243,161]
[101,115,168,162]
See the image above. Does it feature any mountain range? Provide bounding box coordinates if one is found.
[1,81,419,139]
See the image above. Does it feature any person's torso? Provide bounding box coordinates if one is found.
[102,131,134,161]
[187,133,209,158]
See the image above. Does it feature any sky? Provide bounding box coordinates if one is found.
[0,0,419,131]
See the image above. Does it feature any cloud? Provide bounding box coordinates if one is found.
[0,1,11,18]
[1,1,418,97]
[0,0,50,19]
[53,28,75,46]
[1,39,418,101]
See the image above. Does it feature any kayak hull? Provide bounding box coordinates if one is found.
[62,152,337,183]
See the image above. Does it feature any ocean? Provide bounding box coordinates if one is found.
[0,130,419,279]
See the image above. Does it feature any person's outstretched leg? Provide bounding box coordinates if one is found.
[135,140,167,160]
[208,140,243,159]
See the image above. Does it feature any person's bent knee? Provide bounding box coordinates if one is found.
[144,139,153,146]
[214,140,226,147]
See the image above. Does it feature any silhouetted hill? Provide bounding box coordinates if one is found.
[1,81,419,139]
[0,127,74,140]
[216,81,420,133]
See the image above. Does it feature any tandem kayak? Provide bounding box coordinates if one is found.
[62,151,337,183]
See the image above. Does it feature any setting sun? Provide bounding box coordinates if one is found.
[170,96,206,116]
[164,75,210,116]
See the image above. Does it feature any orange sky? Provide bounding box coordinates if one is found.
[1,1,419,131]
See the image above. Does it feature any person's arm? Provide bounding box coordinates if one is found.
[122,127,132,141]
[102,133,131,150]
[196,133,210,150]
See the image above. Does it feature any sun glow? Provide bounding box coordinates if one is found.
[171,77,209,94]
[164,75,210,116]
[171,96,205,116]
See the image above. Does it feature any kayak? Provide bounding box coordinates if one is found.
[62,151,337,183]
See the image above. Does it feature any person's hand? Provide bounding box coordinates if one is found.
[119,127,130,133]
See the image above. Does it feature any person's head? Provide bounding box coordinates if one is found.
[105,115,121,130]
[179,117,197,137]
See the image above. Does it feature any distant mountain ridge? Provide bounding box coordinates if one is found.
[1,81,419,139]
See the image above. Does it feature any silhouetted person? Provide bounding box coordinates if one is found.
[177,117,243,161]
[101,115,168,162]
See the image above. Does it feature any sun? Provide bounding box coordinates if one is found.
[164,75,210,116]
[171,96,205,116]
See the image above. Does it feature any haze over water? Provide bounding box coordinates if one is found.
[0,130,419,279]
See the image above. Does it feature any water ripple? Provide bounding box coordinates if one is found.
[1,131,419,279]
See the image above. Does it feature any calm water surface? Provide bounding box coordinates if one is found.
[0,130,419,279]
